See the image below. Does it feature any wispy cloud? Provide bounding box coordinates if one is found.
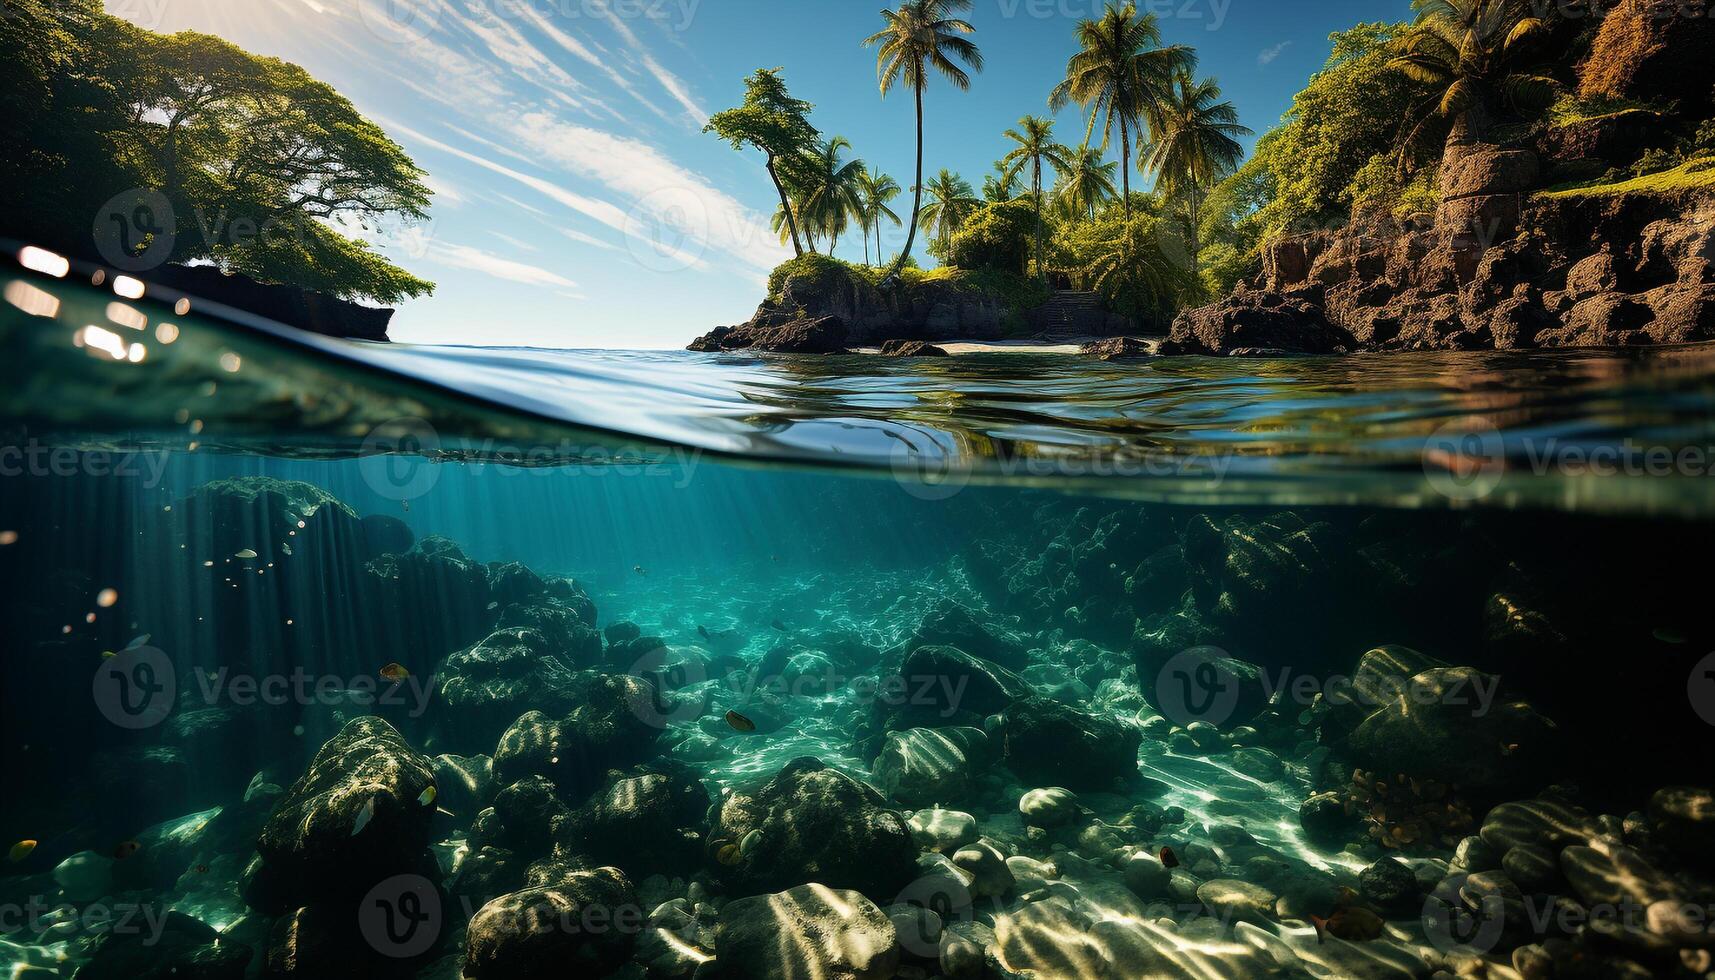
[426,241,577,289]
[1258,41,1292,67]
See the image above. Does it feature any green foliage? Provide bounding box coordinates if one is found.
[763,251,1044,325]
[1050,212,1191,323]
[0,0,434,303]
[705,68,819,162]
[1538,156,1715,199]
[943,199,1038,275]
[1229,23,1432,242]
[1348,155,1440,219]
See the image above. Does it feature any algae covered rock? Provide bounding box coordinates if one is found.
[871,726,991,806]
[714,757,916,899]
[905,599,1028,672]
[999,697,1139,791]
[76,911,249,980]
[463,867,639,979]
[713,883,900,980]
[246,717,438,914]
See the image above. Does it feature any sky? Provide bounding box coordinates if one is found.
[104,0,1412,348]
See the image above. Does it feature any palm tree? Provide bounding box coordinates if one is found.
[1056,146,1119,221]
[856,169,904,267]
[798,136,866,256]
[982,161,1021,202]
[1050,2,1189,219]
[1000,115,1074,282]
[865,0,983,280]
[1085,218,1185,330]
[917,169,978,253]
[1140,72,1250,279]
[1391,0,1556,166]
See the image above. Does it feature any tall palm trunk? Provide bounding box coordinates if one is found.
[890,80,926,280]
[765,153,804,257]
[1033,158,1045,283]
[1120,115,1131,219]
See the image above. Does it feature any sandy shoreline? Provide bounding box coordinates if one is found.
[852,337,1161,355]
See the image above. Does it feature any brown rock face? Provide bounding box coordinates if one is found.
[879,339,950,357]
[688,314,850,354]
[1080,337,1154,360]
[1173,145,1715,355]
[1581,0,1715,115]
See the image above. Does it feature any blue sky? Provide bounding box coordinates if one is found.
[107,0,1410,348]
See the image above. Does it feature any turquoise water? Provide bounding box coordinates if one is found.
[3,264,1715,979]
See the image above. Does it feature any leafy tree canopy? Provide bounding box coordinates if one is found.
[0,0,434,303]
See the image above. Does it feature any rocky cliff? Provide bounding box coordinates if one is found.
[1165,145,1715,356]
[1167,1,1715,357]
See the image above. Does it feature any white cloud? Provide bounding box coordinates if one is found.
[1258,41,1292,67]
[509,111,786,272]
[641,52,706,126]
[426,241,577,289]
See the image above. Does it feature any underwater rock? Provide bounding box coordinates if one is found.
[1560,844,1678,909]
[464,867,638,980]
[1122,850,1173,900]
[553,766,709,880]
[180,477,362,566]
[879,339,950,357]
[263,899,439,978]
[246,717,437,914]
[1480,799,1600,853]
[713,883,900,980]
[52,851,113,904]
[491,775,570,854]
[88,745,194,830]
[951,840,1014,899]
[431,752,495,821]
[1182,511,1349,640]
[450,845,526,907]
[495,603,603,667]
[905,599,1028,672]
[999,697,1140,791]
[1648,786,1715,869]
[1197,878,1279,927]
[865,645,1031,751]
[1344,666,1561,798]
[488,673,665,801]
[365,535,496,659]
[1358,857,1420,915]
[542,576,599,627]
[908,808,979,853]
[438,629,578,753]
[1019,787,1080,828]
[1298,792,1360,848]
[358,513,414,558]
[486,560,546,608]
[714,757,917,900]
[1135,646,1270,732]
[871,726,991,806]
[76,911,249,980]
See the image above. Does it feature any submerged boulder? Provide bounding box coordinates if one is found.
[76,911,249,980]
[246,717,437,914]
[713,884,900,980]
[874,645,1031,736]
[999,697,1140,791]
[905,600,1028,672]
[715,757,917,899]
[463,867,639,979]
[871,726,992,806]
[487,673,666,801]
[438,629,579,752]
[554,764,709,880]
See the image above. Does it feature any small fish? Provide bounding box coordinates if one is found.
[1157,846,1179,869]
[234,548,257,559]
[417,785,437,807]
[112,841,141,860]
[192,864,209,875]
[633,565,646,576]
[436,807,456,818]
[351,798,376,837]
[770,620,786,632]
[1310,906,1386,944]
[8,840,38,863]
[402,501,410,512]
[698,625,710,641]
[379,663,410,682]
[725,710,757,733]
[487,601,499,611]
[280,543,292,556]
[1499,742,1520,757]
[1653,627,1688,645]
[124,633,150,650]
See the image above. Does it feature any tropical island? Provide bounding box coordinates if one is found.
[690,0,1715,357]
